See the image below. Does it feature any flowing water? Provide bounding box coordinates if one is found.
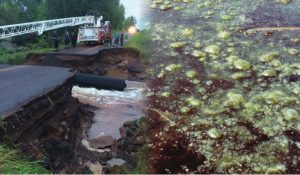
[72,81,146,140]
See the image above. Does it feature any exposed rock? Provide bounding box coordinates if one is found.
[136,136,144,143]
[127,63,144,73]
[85,161,103,174]
[89,135,115,149]
[107,158,126,168]
[81,139,111,153]
[95,67,107,76]
[119,127,127,138]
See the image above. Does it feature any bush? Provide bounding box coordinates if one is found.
[125,29,151,56]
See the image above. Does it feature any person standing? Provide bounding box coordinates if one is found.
[71,32,78,48]
[52,31,59,51]
[109,31,113,46]
[64,31,70,48]
[120,33,124,46]
[114,32,120,45]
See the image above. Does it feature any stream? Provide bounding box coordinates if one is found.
[72,81,146,141]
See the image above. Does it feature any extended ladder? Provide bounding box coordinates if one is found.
[0,16,95,39]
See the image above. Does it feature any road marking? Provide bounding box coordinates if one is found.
[0,65,29,74]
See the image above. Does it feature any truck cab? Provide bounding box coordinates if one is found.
[77,16,111,45]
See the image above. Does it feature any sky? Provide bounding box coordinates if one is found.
[120,0,149,29]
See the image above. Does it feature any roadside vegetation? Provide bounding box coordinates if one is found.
[126,29,151,56]
[0,37,66,65]
[0,145,49,174]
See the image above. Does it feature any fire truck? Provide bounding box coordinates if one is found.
[77,16,111,45]
[0,15,111,45]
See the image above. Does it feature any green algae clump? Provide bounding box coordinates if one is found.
[224,92,245,109]
[165,64,183,72]
[187,97,202,106]
[180,106,191,113]
[204,45,221,55]
[287,48,299,55]
[281,108,300,121]
[233,59,251,70]
[182,28,194,37]
[226,55,239,64]
[192,50,207,61]
[259,69,276,77]
[254,163,286,174]
[275,0,294,5]
[221,14,232,21]
[263,90,285,104]
[170,42,187,48]
[186,70,198,78]
[160,4,173,11]
[161,91,172,98]
[231,72,247,80]
[207,128,222,138]
[194,42,202,48]
[218,31,231,40]
[260,51,279,63]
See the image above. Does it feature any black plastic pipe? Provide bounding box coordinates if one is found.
[74,73,127,91]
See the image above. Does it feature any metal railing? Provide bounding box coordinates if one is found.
[0,16,95,39]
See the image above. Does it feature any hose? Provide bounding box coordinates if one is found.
[74,73,127,91]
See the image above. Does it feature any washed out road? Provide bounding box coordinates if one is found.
[53,45,117,56]
[0,65,74,116]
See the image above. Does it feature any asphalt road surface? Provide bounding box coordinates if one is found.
[0,65,74,117]
[53,45,118,56]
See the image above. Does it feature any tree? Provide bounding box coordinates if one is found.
[124,16,137,30]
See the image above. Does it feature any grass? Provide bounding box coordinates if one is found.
[0,144,49,174]
[0,48,53,65]
[125,29,151,56]
[0,41,65,65]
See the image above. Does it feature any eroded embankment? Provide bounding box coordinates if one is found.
[0,48,147,173]
[0,74,96,173]
[27,48,147,81]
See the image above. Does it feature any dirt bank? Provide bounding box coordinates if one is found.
[27,48,147,81]
[0,74,96,173]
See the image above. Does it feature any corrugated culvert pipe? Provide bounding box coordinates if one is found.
[74,73,127,91]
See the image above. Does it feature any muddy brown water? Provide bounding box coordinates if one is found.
[72,81,146,140]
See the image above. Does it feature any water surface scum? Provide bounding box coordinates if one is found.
[145,0,300,173]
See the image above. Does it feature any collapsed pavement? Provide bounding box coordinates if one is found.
[0,47,148,173]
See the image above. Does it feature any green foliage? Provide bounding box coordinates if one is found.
[46,0,125,29]
[0,0,126,44]
[0,1,22,25]
[124,16,137,30]
[125,29,151,56]
[0,36,63,65]
[0,145,49,174]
